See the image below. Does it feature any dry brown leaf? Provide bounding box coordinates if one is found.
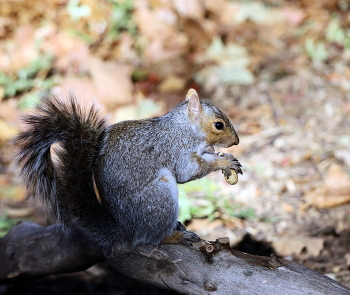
[219,2,240,25]
[281,202,295,213]
[305,193,350,209]
[54,76,101,106]
[273,236,324,257]
[0,26,38,73]
[42,31,89,74]
[0,99,21,125]
[280,7,306,27]
[85,56,133,109]
[111,33,139,63]
[111,91,163,123]
[0,119,18,145]
[324,164,350,195]
[5,206,32,218]
[305,164,350,209]
[158,76,185,93]
[203,0,228,16]
[0,183,25,202]
[171,0,205,20]
[134,6,188,63]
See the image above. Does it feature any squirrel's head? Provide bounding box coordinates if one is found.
[185,89,239,148]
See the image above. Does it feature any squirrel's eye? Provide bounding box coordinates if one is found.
[214,122,224,130]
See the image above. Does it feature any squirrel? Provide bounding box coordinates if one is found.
[14,89,242,248]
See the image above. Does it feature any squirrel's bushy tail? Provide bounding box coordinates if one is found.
[14,94,115,246]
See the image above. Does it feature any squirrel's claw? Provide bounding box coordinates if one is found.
[233,166,243,175]
[230,159,243,175]
[176,221,200,244]
[181,230,201,245]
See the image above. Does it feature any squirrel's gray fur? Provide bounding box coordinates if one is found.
[14,90,241,247]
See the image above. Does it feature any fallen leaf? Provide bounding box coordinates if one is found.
[112,33,139,63]
[111,92,163,123]
[85,56,134,109]
[4,207,32,218]
[281,202,295,213]
[305,193,350,209]
[0,98,21,125]
[0,26,38,73]
[305,164,350,209]
[324,164,350,195]
[0,185,25,202]
[280,7,306,27]
[273,236,324,257]
[195,38,254,86]
[203,0,228,16]
[42,30,89,74]
[221,2,283,25]
[158,76,185,93]
[0,119,18,144]
[171,0,204,20]
[134,6,188,63]
[54,76,101,107]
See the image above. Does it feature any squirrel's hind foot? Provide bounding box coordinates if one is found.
[161,221,200,246]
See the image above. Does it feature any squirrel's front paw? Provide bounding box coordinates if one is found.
[219,152,242,175]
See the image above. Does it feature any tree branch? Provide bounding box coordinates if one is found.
[1,221,349,295]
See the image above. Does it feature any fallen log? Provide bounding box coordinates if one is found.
[1,221,349,295]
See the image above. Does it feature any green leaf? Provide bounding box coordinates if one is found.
[0,215,22,238]
[4,79,33,97]
[305,38,328,62]
[137,98,162,119]
[326,18,345,44]
[17,55,53,80]
[18,93,42,110]
[178,178,219,222]
[0,72,12,86]
[67,0,91,22]
[233,207,256,220]
[108,0,137,38]
[191,203,216,219]
[195,37,254,85]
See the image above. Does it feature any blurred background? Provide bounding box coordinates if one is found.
[1,0,350,293]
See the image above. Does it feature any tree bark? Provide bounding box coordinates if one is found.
[1,221,349,295]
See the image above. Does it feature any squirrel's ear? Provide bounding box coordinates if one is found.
[186,89,201,121]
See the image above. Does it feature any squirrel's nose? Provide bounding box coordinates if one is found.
[224,133,239,147]
[233,136,239,145]
[231,135,239,146]
[230,129,239,146]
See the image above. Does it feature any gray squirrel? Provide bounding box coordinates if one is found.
[14,89,242,247]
